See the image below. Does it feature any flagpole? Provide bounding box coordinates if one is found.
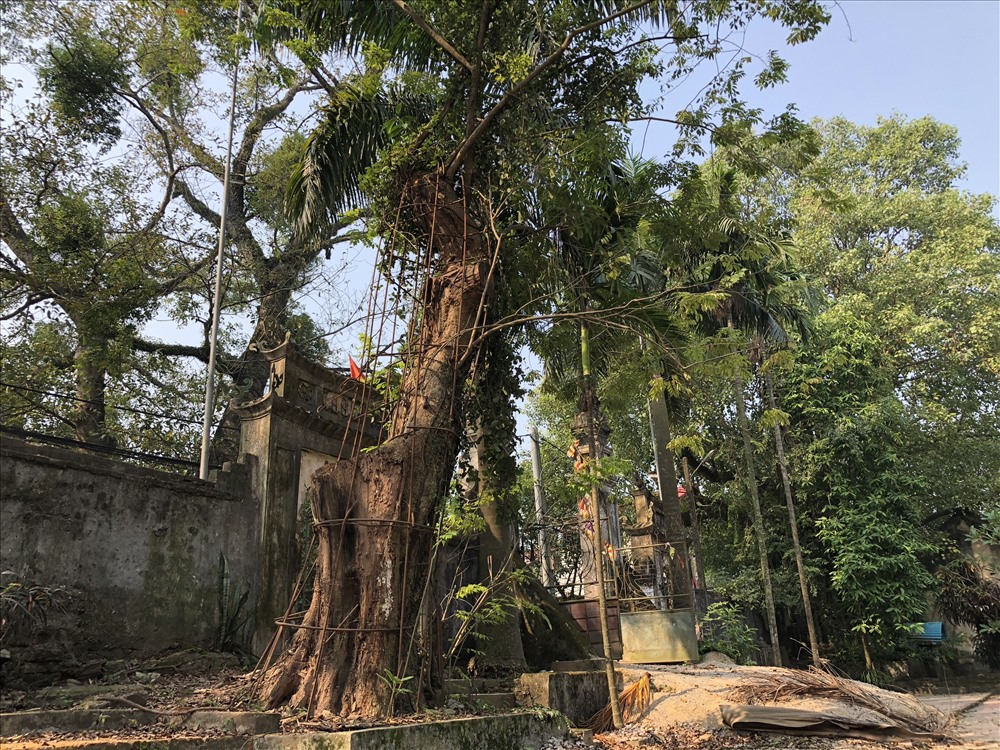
[199,2,244,480]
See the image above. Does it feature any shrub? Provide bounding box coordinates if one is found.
[699,601,758,665]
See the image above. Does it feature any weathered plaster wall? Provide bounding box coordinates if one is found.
[0,436,258,663]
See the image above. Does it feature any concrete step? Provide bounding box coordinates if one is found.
[1,709,156,736]
[444,677,511,694]
[466,692,516,709]
[515,670,623,727]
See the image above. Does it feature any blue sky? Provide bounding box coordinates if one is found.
[634,0,1000,206]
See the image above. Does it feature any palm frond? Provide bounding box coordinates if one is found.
[286,81,431,238]
[252,0,440,72]
[586,671,653,733]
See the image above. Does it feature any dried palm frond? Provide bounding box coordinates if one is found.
[586,672,653,733]
[727,667,945,733]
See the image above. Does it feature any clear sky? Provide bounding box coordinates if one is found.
[634,0,1000,206]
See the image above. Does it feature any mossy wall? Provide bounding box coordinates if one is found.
[0,436,258,666]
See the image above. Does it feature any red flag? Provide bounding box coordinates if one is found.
[349,355,363,381]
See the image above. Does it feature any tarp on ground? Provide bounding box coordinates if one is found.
[720,704,947,742]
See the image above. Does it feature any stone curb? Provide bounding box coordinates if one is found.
[0,711,568,750]
[0,709,157,736]
[1,710,280,738]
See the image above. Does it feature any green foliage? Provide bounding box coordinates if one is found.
[376,668,414,717]
[445,566,544,672]
[0,571,65,645]
[38,28,125,147]
[787,308,937,659]
[792,116,1000,518]
[680,115,999,674]
[33,192,160,333]
[3,0,360,458]
[699,602,758,665]
[936,558,1000,670]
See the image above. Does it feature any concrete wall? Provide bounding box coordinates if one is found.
[0,436,258,668]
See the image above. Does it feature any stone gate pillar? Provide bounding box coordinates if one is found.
[230,340,380,655]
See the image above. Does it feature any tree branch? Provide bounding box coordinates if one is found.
[0,293,53,321]
[390,0,474,72]
[152,251,217,298]
[173,179,222,228]
[0,185,44,266]
[461,0,495,181]
[116,87,178,236]
[7,391,78,431]
[446,0,657,180]
[132,336,242,377]
[232,79,316,208]
[176,169,267,273]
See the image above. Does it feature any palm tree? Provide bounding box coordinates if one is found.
[504,154,684,728]
[683,160,817,667]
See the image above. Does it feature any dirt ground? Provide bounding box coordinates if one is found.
[2,651,996,750]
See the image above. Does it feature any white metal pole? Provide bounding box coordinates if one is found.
[528,426,554,587]
[199,2,244,480]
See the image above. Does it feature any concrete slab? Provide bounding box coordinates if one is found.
[169,711,281,734]
[1,712,568,750]
[465,693,516,709]
[549,659,603,673]
[0,709,156,736]
[256,712,569,750]
[515,671,622,727]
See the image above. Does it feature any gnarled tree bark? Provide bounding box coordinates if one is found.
[256,173,493,718]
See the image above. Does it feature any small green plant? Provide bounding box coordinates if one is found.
[215,555,252,654]
[444,566,547,671]
[376,668,414,716]
[699,601,758,665]
[1,570,64,644]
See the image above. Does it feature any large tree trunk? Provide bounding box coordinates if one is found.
[459,426,526,674]
[476,492,527,672]
[680,457,708,602]
[647,384,694,608]
[73,334,112,446]
[257,173,492,718]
